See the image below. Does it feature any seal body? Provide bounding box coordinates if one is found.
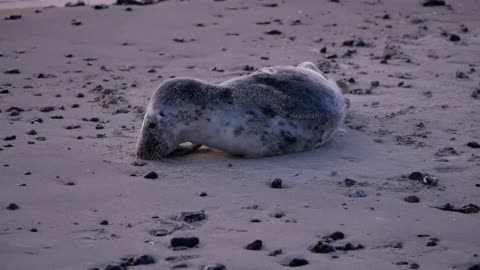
[136,62,346,159]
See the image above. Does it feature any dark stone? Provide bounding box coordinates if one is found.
[99,220,109,225]
[3,135,16,141]
[349,190,367,198]
[449,34,461,42]
[288,258,309,267]
[408,172,424,181]
[203,264,226,270]
[422,0,445,7]
[26,130,37,135]
[6,203,20,210]
[30,228,38,232]
[325,231,345,241]
[5,14,22,20]
[144,171,158,179]
[245,240,263,250]
[434,203,479,214]
[342,40,354,47]
[65,1,85,7]
[104,264,125,270]
[467,142,480,148]
[265,30,283,35]
[335,243,364,251]
[310,241,335,253]
[124,254,156,266]
[93,4,109,9]
[344,178,356,187]
[404,195,420,203]
[268,249,282,256]
[468,264,480,270]
[271,178,282,189]
[410,263,420,269]
[6,107,24,112]
[39,106,55,113]
[199,192,208,197]
[4,69,20,74]
[177,211,206,223]
[320,47,327,53]
[426,241,437,246]
[243,65,255,71]
[170,237,200,249]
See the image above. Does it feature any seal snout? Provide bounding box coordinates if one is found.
[136,119,171,160]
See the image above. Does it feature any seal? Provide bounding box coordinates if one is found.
[136,62,346,159]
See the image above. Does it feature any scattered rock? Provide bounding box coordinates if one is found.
[6,203,20,210]
[467,142,480,149]
[245,240,263,250]
[122,254,156,266]
[408,172,424,181]
[472,88,480,99]
[468,264,480,270]
[349,190,367,198]
[26,130,38,135]
[203,264,226,270]
[324,231,345,241]
[65,125,81,130]
[449,34,461,42]
[433,203,479,214]
[335,243,364,251]
[422,0,445,7]
[265,30,283,35]
[144,171,158,179]
[171,237,200,249]
[3,135,16,141]
[268,249,283,256]
[65,1,85,7]
[435,147,460,157]
[344,178,357,187]
[4,69,20,74]
[93,4,109,9]
[176,210,206,223]
[310,241,335,253]
[426,241,437,246]
[4,14,22,20]
[100,220,109,225]
[456,71,469,79]
[288,258,309,267]
[39,106,55,113]
[404,195,420,203]
[271,178,283,189]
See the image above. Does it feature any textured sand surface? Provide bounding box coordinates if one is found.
[1,0,479,269]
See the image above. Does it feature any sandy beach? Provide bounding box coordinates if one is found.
[1,0,480,269]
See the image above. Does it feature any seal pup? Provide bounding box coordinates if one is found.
[136,62,346,159]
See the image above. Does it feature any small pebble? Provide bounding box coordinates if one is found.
[271,178,282,189]
[245,240,263,250]
[404,195,420,203]
[170,237,200,249]
[288,258,309,267]
[6,203,20,210]
[144,171,158,179]
[203,264,226,270]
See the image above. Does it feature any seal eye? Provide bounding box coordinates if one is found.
[148,122,156,129]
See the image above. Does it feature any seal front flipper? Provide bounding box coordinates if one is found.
[170,143,202,156]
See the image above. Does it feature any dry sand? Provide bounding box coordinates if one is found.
[1,0,480,269]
